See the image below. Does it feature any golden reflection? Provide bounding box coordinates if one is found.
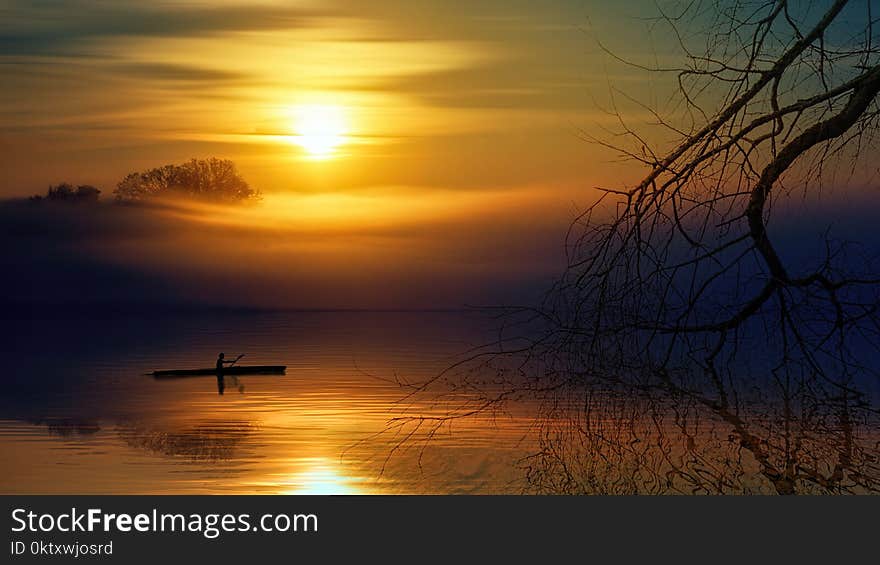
[282,459,366,495]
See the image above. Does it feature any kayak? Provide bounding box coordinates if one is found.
[152,365,286,378]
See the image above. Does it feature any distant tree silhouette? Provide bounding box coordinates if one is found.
[30,183,101,203]
[114,158,259,203]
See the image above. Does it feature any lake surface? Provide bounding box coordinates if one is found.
[0,311,536,494]
[3,309,878,494]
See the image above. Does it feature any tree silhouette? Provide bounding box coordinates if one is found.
[114,158,259,203]
[398,0,880,494]
[30,183,101,203]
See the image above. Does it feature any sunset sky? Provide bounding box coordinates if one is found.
[1,0,877,309]
[1,0,642,195]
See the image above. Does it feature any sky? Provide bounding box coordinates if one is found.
[3,0,876,193]
[1,0,878,309]
[0,0,643,309]
[0,0,642,195]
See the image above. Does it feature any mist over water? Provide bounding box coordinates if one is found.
[0,192,564,311]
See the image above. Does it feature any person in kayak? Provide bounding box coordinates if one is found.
[215,353,244,394]
[215,353,226,395]
[216,352,243,374]
[216,352,239,395]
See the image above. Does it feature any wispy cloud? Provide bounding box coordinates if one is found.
[0,1,329,56]
[110,62,253,83]
[0,0,625,200]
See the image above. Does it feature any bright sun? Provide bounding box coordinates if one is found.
[291,104,348,159]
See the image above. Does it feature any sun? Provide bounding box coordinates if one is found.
[290,104,348,159]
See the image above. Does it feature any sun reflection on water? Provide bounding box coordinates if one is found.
[280,459,367,495]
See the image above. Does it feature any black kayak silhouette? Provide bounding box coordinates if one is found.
[152,365,286,378]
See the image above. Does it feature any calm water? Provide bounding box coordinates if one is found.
[3,310,878,494]
[0,311,536,494]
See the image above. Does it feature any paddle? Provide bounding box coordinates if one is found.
[228,354,246,394]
